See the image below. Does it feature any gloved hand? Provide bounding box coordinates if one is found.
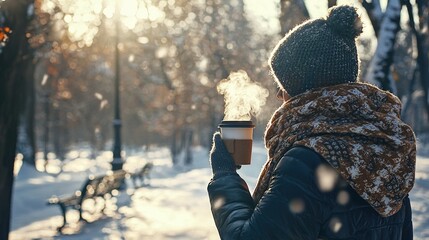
[209,132,239,176]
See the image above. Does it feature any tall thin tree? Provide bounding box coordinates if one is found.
[0,0,34,238]
[412,0,429,119]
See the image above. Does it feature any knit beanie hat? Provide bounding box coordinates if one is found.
[269,5,363,97]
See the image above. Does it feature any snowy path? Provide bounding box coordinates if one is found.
[10,144,429,239]
[10,147,224,240]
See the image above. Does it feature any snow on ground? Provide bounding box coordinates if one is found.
[9,142,429,240]
[411,143,429,239]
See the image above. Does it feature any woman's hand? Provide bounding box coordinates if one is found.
[209,132,238,176]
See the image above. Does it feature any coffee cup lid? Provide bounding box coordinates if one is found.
[219,120,255,128]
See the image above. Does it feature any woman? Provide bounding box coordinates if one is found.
[208,5,416,240]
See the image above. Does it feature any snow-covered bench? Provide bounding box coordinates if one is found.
[47,170,127,232]
[130,162,154,188]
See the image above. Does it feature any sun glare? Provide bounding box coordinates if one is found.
[41,0,165,47]
[121,0,139,29]
[104,0,165,28]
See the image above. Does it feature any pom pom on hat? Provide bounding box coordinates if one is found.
[327,5,363,40]
[269,5,362,97]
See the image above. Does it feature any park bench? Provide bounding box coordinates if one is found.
[130,162,153,188]
[47,169,127,231]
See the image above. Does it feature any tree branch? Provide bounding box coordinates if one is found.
[364,0,402,94]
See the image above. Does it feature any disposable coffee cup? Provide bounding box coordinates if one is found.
[218,120,255,165]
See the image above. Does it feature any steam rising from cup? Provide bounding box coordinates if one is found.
[217,70,269,120]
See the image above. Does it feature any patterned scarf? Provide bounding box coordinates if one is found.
[252,82,416,217]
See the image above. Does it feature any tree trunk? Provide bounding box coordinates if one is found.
[279,0,310,36]
[361,0,383,37]
[0,1,33,238]
[43,92,50,164]
[16,45,36,167]
[328,0,337,8]
[159,58,180,165]
[413,0,429,119]
[184,129,193,165]
[171,127,179,165]
[53,106,64,160]
[401,67,418,119]
[364,0,402,94]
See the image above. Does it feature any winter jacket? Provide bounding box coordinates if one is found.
[208,146,413,240]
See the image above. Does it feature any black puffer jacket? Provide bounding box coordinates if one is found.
[208,146,413,240]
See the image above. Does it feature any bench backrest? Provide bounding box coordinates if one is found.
[79,170,126,201]
[141,162,153,174]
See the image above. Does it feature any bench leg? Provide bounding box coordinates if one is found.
[144,175,150,185]
[78,205,88,223]
[78,207,83,221]
[58,203,67,232]
[101,197,107,213]
[131,176,138,188]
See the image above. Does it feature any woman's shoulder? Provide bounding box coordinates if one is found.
[274,146,327,175]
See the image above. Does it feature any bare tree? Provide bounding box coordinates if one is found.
[360,0,429,132]
[16,48,36,166]
[413,0,429,118]
[0,0,33,238]
[364,0,402,94]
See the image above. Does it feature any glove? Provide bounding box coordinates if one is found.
[209,132,239,176]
